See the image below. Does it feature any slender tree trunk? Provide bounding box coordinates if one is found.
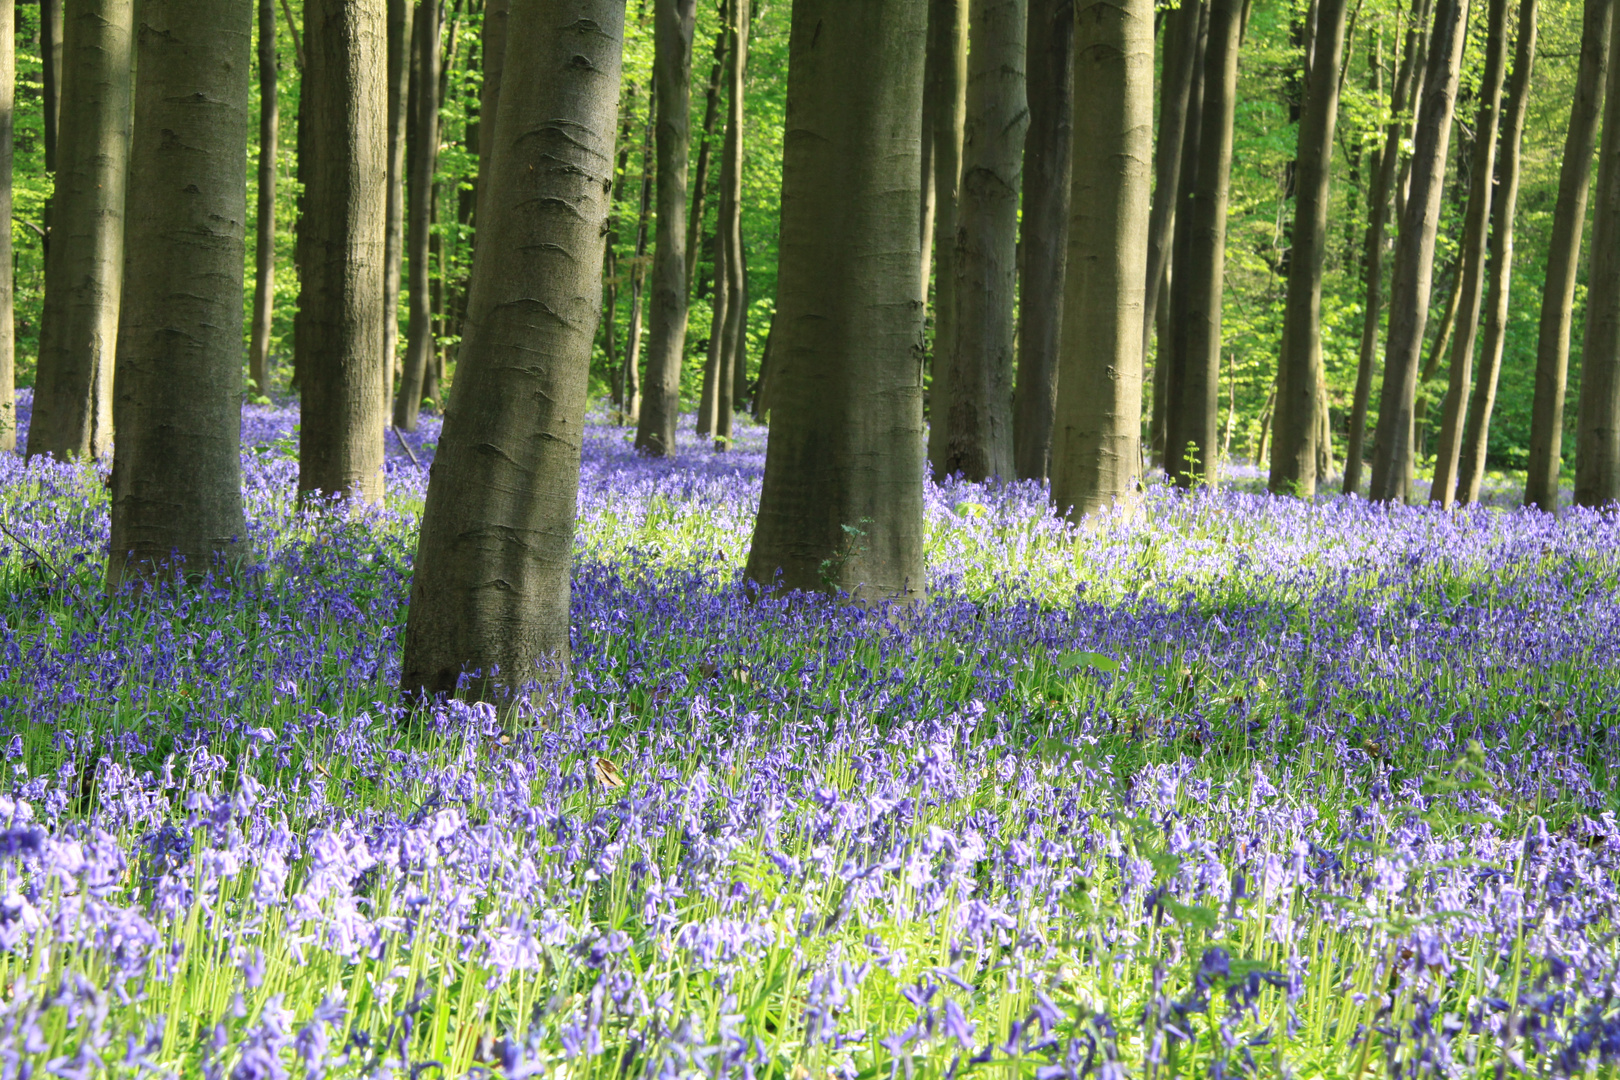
[1142,0,1199,361]
[745,0,928,599]
[395,0,440,430]
[1269,0,1348,497]
[0,0,11,453]
[1457,0,1536,504]
[1526,0,1611,510]
[1576,3,1620,506]
[945,0,1028,482]
[635,0,697,456]
[108,0,251,584]
[1049,0,1151,517]
[686,4,726,296]
[1368,0,1468,502]
[1165,0,1241,487]
[714,0,748,447]
[926,0,969,478]
[27,0,134,462]
[1429,0,1508,506]
[249,0,280,399]
[296,0,387,503]
[382,0,411,411]
[605,81,638,410]
[1155,4,1208,466]
[1345,0,1428,495]
[1010,0,1075,482]
[401,0,625,703]
[425,0,461,403]
[622,99,656,424]
[39,0,60,257]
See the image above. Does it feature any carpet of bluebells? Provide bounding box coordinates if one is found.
[1,387,1620,1078]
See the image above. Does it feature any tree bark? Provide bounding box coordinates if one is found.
[1368,0,1468,502]
[1428,0,1508,506]
[685,3,726,297]
[1457,0,1535,504]
[715,0,748,446]
[1576,1,1620,506]
[296,0,387,503]
[108,0,251,585]
[621,98,656,424]
[381,0,411,410]
[41,0,60,170]
[1345,0,1429,495]
[634,0,696,456]
[1164,0,1241,488]
[0,0,11,453]
[401,0,625,702]
[1526,0,1611,510]
[1049,0,1151,517]
[1269,0,1348,497]
[744,0,927,599]
[249,0,280,398]
[473,0,509,230]
[27,0,134,462]
[925,0,968,478]
[394,0,441,430]
[1141,0,1199,361]
[944,0,1027,482]
[1010,0,1075,482]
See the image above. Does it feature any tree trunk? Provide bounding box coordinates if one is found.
[744,0,927,599]
[400,0,626,703]
[1165,0,1241,488]
[249,0,280,399]
[1142,0,1200,362]
[1155,3,1208,466]
[1576,3,1620,506]
[716,0,749,444]
[925,0,968,478]
[1010,0,1075,482]
[622,99,656,424]
[39,0,60,257]
[1526,0,1611,510]
[1428,0,1508,506]
[27,0,134,462]
[697,235,726,435]
[473,0,509,231]
[1049,0,1151,517]
[1457,0,1536,504]
[1269,0,1348,497]
[1345,0,1429,495]
[108,0,251,584]
[382,0,411,411]
[686,2,726,296]
[944,0,1027,482]
[1367,0,1468,503]
[635,0,697,456]
[296,0,387,503]
[395,0,441,431]
[604,80,638,411]
[0,0,11,453]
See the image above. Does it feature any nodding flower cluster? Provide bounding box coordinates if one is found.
[0,390,1617,1076]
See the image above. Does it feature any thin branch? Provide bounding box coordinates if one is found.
[0,521,63,581]
[280,0,305,71]
[392,425,424,469]
[11,216,45,242]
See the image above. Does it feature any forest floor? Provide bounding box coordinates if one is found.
[0,390,1617,1078]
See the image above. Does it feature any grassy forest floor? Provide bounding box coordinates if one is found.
[0,392,1618,1077]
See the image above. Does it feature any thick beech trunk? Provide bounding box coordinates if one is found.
[1429,0,1508,506]
[295,0,387,503]
[744,0,927,599]
[633,0,694,456]
[382,0,410,409]
[944,0,1027,482]
[1269,0,1349,497]
[1368,0,1468,502]
[1164,0,1240,488]
[401,0,626,702]
[473,0,509,231]
[1457,0,1536,504]
[1049,0,1151,517]
[250,0,280,399]
[108,0,251,585]
[1345,0,1429,495]
[925,0,969,478]
[1526,0,1611,510]
[27,0,133,462]
[1576,0,1620,506]
[1010,0,1075,481]
[395,0,441,430]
